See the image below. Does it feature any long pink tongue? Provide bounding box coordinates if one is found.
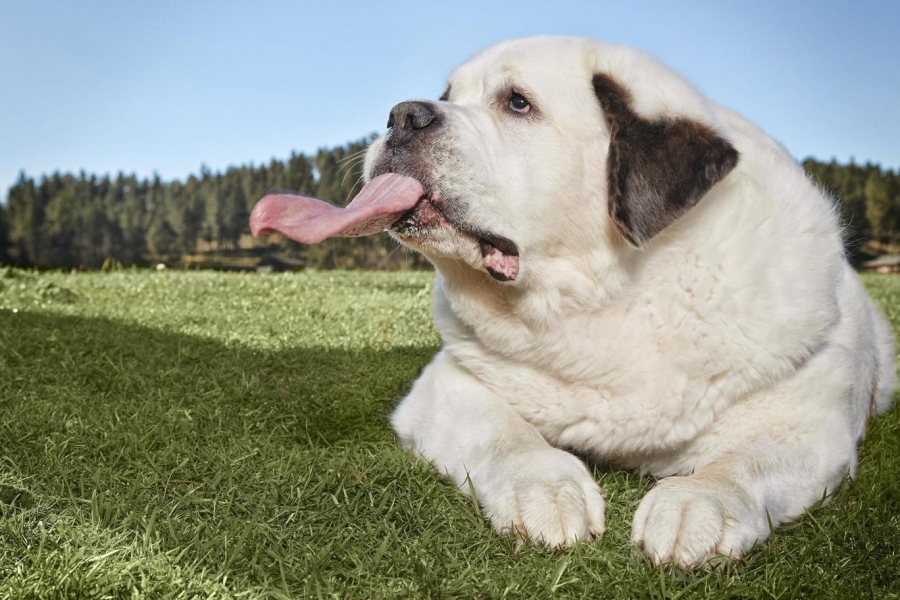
[249,173,424,243]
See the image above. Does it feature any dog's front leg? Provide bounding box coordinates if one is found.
[632,409,856,569]
[391,350,605,547]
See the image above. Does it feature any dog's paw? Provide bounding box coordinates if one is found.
[632,476,767,569]
[476,448,605,548]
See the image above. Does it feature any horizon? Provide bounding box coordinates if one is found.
[3,0,899,201]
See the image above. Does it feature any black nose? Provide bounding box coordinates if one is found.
[387,101,437,133]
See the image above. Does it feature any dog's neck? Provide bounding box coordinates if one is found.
[430,245,629,340]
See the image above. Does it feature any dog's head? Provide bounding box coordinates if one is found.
[364,37,739,285]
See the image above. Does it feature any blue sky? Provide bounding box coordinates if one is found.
[2,0,898,200]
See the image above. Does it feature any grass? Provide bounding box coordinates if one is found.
[0,267,898,599]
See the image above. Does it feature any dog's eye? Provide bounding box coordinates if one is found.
[509,92,531,114]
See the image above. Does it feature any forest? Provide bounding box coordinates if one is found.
[1,137,898,270]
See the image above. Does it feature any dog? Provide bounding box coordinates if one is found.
[252,36,897,569]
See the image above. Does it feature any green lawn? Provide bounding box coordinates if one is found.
[1,268,898,599]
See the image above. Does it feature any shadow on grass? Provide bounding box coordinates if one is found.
[0,309,459,595]
[0,309,435,451]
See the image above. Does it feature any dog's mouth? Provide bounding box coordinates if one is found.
[392,194,520,282]
[249,173,520,281]
[477,232,519,282]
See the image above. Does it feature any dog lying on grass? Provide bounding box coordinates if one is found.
[250,36,896,569]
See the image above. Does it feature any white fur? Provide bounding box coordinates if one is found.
[367,37,896,568]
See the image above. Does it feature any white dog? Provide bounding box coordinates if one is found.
[252,36,897,568]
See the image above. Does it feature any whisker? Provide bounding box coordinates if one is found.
[342,174,368,204]
[338,161,366,189]
[337,156,366,179]
[338,149,368,164]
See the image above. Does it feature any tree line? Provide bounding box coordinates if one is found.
[802,158,900,248]
[0,141,897,270]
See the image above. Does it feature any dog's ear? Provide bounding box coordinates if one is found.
[593,73,739,248]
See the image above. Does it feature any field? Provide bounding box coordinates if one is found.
[1,268,898,599]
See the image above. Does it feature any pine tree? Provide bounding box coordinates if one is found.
[166,179,204,254]
[41,178,80,267]
[146,210,178,257]
[101,176,125,262]
[6,172,44,264]
[184,176,205,252]
[835,162,870,237]
[77,173,109,267]
[204,186,222,249]
[219,170,248,248]
[889,172,900,232]
[286,152,316,196]
[865,169,892,242]
[0,200,9,263]
[119,176,148,263]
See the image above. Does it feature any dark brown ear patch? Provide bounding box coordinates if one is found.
[593,73,739,248]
